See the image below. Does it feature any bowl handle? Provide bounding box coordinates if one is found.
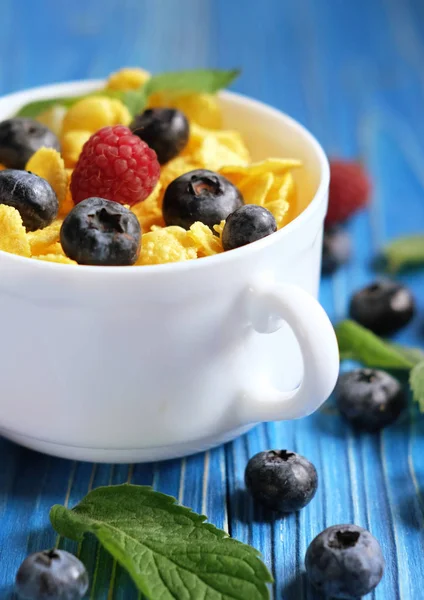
[237,281,339,424]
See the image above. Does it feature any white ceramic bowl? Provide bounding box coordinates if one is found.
[0,81,339,463]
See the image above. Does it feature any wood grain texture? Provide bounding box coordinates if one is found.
[0,0,423,598]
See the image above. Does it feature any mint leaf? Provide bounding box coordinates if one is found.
[120,68,240,116]
[410,361,424,410]
[16,69,240,119]
[50,484,272,600]
[15,89,125,118]
[144,68,240,96]
[336,320,416,370]
[120,88,149,117]
[382,235,424,272]
[390,344,424,365]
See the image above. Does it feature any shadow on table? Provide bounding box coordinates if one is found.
[0,586,17,599]
[281,572,325,600]
[229,488,290,524]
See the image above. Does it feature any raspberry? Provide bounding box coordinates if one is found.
[71,125,160,206]
[326,159,371,226]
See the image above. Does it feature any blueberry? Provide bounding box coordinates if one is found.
[15,549,89,600]
[61,198,141,266]
[0,169,58,231]
[244,450,318,513]
[349,280,415,336]
[335,368,406,431]
[222,205,277,251]
[0,118,60,170]
[163,169,244,229]
[322,226,351,274]
[305,524,385,598]
[130,108,189,165]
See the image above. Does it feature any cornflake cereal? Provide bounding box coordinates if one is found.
[27,219,63,256]
[35,254,76,265]
[36,105,67,137]
[0,65,306,267]
[61,130,91,168]
[62,96,131,134]
[25,148,68,207]
[106,67,150,90]
[0,205,31,257]
[137,227,197,265]
[148,92,222,128]
[131,183,164,231]
[187,222,223,257]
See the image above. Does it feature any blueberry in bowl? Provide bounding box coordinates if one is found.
[61,197,141,266]
[163,169,244,229]
[222,205,277,251]
[0,169,58,231]
[0,117,60,169]
[130,108,189,165]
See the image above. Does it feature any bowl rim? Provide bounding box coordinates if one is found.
[0,79,330,275]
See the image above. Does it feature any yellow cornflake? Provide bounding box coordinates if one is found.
[184,123,250,164]
[137,226,197,265]
[131,183,164,232]
[27,219,63,256]
[36,105,67,136]
[61,130,91,168]
[59,169,74,217]
[187,222,223,257]
[38,242,65,256]
[220,158,302,186]
[62,96,131,134]
[106,67,150,90]
[160,157,199,190]
[25,148,68,208]
[148,92,222,129]
[194,135,248,171]
[0,205,30,257]
[238,172,274,206]
[213,220,226,239]
[34,254,76,265]
[0,164,6,170]
[263,172,296,228]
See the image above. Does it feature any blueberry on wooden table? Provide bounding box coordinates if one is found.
[349,280,415,336]
[0,118,60,169]
[60,197,141,266]
[222,204,277,251]
[15,549,89,600]
[130,108,189,164]
[305,524,385,599]
[335,368,407,431]
[244,450,318,513]
[321,226,351,274]
[0,169,58,231]
[163,169,243,229]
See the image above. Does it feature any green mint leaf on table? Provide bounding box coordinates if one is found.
[382,235,424,272]
[336,320,418,370]
[16,68,240,119]
[50,484,272,600]
[410,362,424,411]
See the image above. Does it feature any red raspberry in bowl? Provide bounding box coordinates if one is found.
[71,125,160,206]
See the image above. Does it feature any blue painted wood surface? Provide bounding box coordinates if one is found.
[0,0,424,598]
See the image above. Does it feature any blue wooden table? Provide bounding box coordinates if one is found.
[1,1,424,598]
